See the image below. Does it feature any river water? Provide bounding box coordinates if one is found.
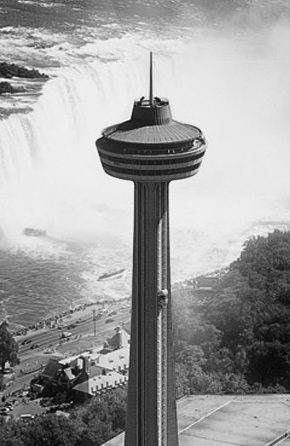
[1,0,290,329]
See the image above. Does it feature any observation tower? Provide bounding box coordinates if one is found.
[96,53,206,446]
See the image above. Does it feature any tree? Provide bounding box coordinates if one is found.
[75,419,112,446]
[172,230,290,394]
[70,387,127,446]
[20,414,80,446]
[0,418,26,446]
[0,321,19,373]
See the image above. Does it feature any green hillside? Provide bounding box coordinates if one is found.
[173,229,290,396]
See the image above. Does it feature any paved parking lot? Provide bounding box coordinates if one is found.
[105,394,290,446]
[179,396,290,445]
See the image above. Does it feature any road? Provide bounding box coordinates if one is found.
[18,307,131,357]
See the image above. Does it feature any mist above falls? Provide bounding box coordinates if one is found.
[0,4,290,277]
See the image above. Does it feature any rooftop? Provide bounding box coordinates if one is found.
[97,347,129,371]
[104,394,290,446]
[41,359,61,379]
[74,371,128,396]
[103,326,130,352]
[102,99,202,146]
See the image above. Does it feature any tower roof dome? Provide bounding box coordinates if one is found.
[96,52,206,182]
[102,96,202,145]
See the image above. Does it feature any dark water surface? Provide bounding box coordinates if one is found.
[0,243,88,329]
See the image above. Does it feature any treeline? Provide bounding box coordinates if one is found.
[173,229,290,396]
[0,63,48,80]
[0,387,126,446]
[0,81,24,95]
[0,62,48,95]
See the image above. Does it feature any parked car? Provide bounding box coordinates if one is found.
[20,414,34,422]
[66,323,76,329]
[108,311,117,316]
[61,331,72,339]
[4,402,13,408]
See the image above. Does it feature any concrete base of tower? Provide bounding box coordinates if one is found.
[103,394,290,446]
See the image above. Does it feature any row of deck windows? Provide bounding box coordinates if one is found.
[100,150,204,166]
[97,138,205,155]
[104,162,201,177]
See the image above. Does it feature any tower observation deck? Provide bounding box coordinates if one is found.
[96,54,206,446]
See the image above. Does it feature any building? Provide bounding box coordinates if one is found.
[96,347,129,374]
[96,53,206,446]
[34,328,130,399]
[102,326,130,353]
[74,371,128,399]
[36,356,91,395]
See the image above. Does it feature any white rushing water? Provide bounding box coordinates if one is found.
[1,26,290,284]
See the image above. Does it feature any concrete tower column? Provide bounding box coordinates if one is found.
[125,181,178,446]
[96,53,206,446]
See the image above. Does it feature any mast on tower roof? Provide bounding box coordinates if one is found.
[149,51,153,106]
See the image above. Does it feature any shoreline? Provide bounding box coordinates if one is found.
[10,267,219,339]
[14,296,131,340]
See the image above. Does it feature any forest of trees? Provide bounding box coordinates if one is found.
[0,388,127,446]
[0,63,48,79]
[173,229,290,396]
[1,229,290,445]
[0,62,48,95]
[0,321,19,375]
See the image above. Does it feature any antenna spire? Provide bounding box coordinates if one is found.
[149,51,153,106]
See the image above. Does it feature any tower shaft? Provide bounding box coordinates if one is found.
[125,181,178,446]
[96,54,206,446]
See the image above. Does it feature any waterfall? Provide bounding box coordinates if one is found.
[0,48,190,242]
[1,32,290,253]
[0,55,152,241]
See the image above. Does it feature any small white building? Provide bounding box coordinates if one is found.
[73,371,128,398]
